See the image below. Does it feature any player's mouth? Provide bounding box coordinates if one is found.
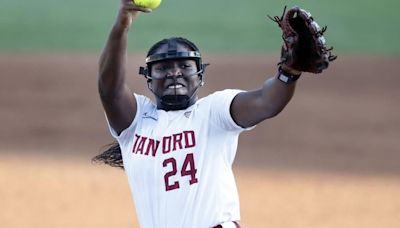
[166,83,185,89]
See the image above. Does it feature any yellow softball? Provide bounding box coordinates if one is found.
[134,0,162,9]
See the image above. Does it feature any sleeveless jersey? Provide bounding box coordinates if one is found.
[107,89,254,228]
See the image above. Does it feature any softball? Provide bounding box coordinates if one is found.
[134,0,162,9]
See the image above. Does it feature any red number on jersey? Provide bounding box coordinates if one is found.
[181,153,198,185]
[163,153,198,191]
[162,158,180,191]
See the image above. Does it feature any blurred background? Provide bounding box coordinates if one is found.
[1,0,399,227]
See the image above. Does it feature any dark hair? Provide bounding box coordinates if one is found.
[147,37,200,57]
[93,37,199,169]
[92,141,124,169]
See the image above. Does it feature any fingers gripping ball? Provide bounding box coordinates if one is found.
[134,0,162,9]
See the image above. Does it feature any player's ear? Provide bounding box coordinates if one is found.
[198,75,204,87]
[147,80,153,91]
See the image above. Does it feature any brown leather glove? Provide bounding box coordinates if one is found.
[269,6,337,73]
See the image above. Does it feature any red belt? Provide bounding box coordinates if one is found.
[213,221,241,228]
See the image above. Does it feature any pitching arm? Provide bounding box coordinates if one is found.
[98,1,150,135]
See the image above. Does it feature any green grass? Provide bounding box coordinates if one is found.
[0,0,399,54]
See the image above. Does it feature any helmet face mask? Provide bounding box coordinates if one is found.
[139,52,206,80]
[148,57,202,80]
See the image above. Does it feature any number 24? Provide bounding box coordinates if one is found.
[163,153,198,191]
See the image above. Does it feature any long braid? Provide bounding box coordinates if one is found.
[92,141,124,169]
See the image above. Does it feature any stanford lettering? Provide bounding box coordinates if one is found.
[132,130,196,157]
[145,138,160,157]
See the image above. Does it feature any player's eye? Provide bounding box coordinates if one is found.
[180,63,192,69]
[180,61,195,69]
[154,64,168,71]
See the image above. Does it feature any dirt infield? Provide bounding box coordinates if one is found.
[0,53,399,227]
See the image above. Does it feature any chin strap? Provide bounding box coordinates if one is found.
[159,75,204,111]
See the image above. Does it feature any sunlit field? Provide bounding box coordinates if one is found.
[1,154,399,228]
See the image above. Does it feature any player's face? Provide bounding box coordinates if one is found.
[150,59,199,96]
[149,45,201,98]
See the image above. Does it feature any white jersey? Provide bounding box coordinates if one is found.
[107,89,254,228]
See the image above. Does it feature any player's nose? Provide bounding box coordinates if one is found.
[165,66,183,78]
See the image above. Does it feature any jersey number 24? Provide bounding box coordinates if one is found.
[163,153,198,191]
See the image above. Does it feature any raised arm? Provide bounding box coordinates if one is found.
[230,66,300,128]
[230,6,336,128]
[98,1,150,135]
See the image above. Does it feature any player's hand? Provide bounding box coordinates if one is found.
[121,0,152,13]
[117,0,152,28]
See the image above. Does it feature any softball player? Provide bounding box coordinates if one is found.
[95,1,308,227]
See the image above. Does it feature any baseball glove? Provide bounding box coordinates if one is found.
[268,6,337,73]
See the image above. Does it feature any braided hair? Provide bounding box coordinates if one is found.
[147,37,200,57]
